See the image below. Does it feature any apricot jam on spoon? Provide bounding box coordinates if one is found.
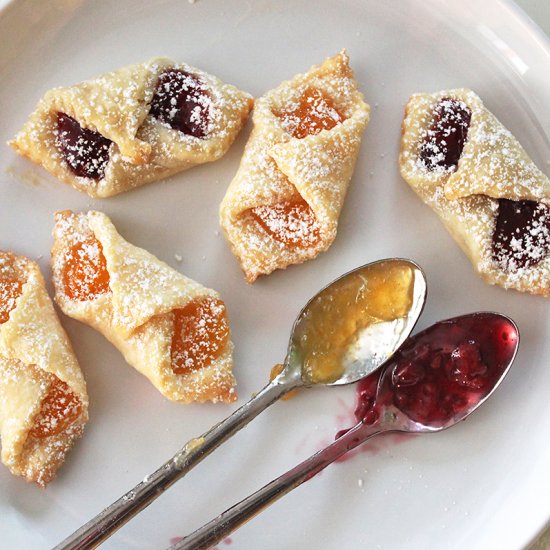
[175,313,519,550]
[56,259,426,550]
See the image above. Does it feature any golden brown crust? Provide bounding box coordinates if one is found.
[399,88,550,296]
[219,51,370,282]
[0,252,88,486]
[10,57,253,198]
[51,211,237,403]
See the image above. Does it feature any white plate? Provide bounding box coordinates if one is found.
[0,1,549,548]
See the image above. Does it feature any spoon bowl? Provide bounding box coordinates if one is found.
[282,258,427,386]
[351,312,520,437]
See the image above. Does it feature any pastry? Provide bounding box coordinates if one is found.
[400,89,550,296]
[51,211,236,403]
[10,58,253,198]
[0,252,88,486]
[219,51,370,282]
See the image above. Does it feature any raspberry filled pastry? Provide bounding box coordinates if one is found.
[220,51,370,282]
[400,89,550,296]
[10,58,253,197]
[51,211,236,403]
[0,252,88,486]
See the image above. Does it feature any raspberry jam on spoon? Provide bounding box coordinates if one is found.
[342,312,519,432]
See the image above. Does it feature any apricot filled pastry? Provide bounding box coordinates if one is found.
[0,252,88,486]
[400,89,550,296]
[219,51,370,282]
[10,58,253,198]
[51,211,236,403]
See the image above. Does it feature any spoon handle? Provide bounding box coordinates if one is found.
[170,422,384,550]
[55,376,298,550]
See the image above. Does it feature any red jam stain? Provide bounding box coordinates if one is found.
[492,198,550,271]
[250,197,322,248]
[337,313,517,435]
[149,69,210,138]
[171,297,230,375]
[278,88,344,139]
[56,113,112,179]
[62,237,110,302]
[419,98,471,171]
[0,275,22,324]
[28,377,82,439]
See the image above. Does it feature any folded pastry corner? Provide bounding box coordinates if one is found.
[400,88,550,296]
[0,251,88,486]
[220,50,370,282]
[51,210,237,403]
[10,58,253,197]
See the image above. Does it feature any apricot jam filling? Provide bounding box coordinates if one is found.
[250,197,322,248]
[251,88,344,247]
[294,261,415,384]
[29,377,82,439]
[149,69,211,138]
[171,297,229,375]
[61,237,110,302]
[278,88,344,139]
[0,274,22,325]
[419,98,471,171]
[56,113,112,179]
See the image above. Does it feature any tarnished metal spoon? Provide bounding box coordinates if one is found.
[55,258,427,550]
[172,312,519,550]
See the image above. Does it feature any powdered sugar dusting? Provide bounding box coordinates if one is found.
[52,211,237,403]
[400,88,550,295]
[220,51,370,282]
[0,251,88,485]
[10,57,252,198]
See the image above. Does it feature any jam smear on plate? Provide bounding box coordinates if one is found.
[419,98,471,171]
[56,113,112,179]
[492,198,550,271]
[171,297,230,375]
[149,69,211,138]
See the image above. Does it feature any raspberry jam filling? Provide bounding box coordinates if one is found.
[149,69,211,138]
[171,297,229,375]
[419,98,471,171]
[56,113,112,179]
[29,377,82,439]
[0,276,22,325]
[250,197,322,248]
[338,313,517,433]
[61,237,110,302]
[492,198,550,271]
[277,88,344,139]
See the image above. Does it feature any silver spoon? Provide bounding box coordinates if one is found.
[55,258,427,550]
[171,312,519,550]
